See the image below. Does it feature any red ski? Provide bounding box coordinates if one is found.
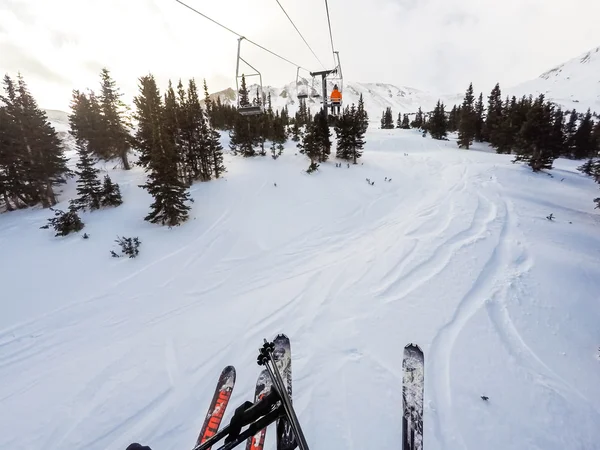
[196,365,236,449]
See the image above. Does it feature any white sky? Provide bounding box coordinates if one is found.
[1,0,599,110]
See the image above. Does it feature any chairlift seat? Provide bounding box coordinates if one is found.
[238,105,264,116]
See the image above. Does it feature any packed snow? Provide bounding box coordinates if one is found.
[1,128,600,450]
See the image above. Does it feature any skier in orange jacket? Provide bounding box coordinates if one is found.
[330,84,342,115]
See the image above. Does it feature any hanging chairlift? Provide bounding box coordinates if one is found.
[296,68,321,100]
[310,51,343,119]
[236,37,264,116]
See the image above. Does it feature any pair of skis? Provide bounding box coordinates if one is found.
[194,334,305,450]
[193,338,424,450]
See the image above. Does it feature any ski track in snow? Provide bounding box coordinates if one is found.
[1,129,600,450]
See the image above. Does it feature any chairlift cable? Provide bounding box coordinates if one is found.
[324,0,336,66]
[173,0,309,71]
[274,0,326,70]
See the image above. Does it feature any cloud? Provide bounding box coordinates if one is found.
[0,0,599,110]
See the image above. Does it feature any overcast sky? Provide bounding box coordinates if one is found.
[1,0,599,110]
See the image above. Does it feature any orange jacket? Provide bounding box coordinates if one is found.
[331,89,342,102]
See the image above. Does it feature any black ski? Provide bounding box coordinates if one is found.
[197,365,236,449]
[273,334,295,450]
[402,344,424,450]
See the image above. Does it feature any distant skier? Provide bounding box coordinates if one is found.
[330,84,342,115]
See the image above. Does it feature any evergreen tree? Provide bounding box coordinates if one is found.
[572,109,595,159]
[101,174,123,207]
[1,74,69,208]
[314,110,332,162]
[208,125,225,178]
[411,107,424,128]
[513,94,555,171]
[593,120,600,153]
[203,78,213,121]
[99,68,132,169]
[549,108,566,158]
[134,74,191,226]
[381,107,394,129]
[291,121,301,142]
[447,106,459,132]
[334,106,354,160]
[397,112,402,129]
[299,121,320,169]
[474,93,485,142]
[429,101,448,140]
[457,83,476,149]
[238,74,250,107]
[356,94,369,134]
[230,114,254,157]
[486,83,503,148]
[401,114,410,129]
[71,140,102,211]
[0,103,27,210]
[564,109,578,156]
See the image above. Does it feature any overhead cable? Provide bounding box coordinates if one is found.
[274,0,326,69]
[173,0,309,70]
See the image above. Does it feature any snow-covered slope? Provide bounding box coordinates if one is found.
[1,128,600,450]
[511,46,600,112]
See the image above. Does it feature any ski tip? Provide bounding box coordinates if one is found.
[404,343,423,352]
[222,365,236,379]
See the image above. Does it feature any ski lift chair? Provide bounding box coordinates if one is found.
[236,37,264,116]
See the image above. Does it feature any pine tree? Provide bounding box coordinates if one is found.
[411,107,424,128]
[99,68,132,170]
[549,108,566,158]
[457,83,476,149]
[429,101,448,140]
[0,103,26,210]
[230,115,254,157]
[357,94,369,134]
[513,94,555,171]
[380,107,394,129]
[203,78,213,121]
[475,93,485,142]
[335,106,353,160]
[291,121,301,142]
[99,174,122,207]
[208,125,225,178]
[134,74,191,226]
[71,140,102,211]
[238,74,250,107]
[593,120,600,153]
[1,74,70,208]
[397,112,402,129]
[447,106,459,132]
[314,110,332,162]
[572,109,595,159]
[564,109,578,156]
[486,83,504,149]
[401,114,410,129]
[300,121,320,169]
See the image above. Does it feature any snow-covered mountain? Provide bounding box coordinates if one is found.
[510,46,600,112]
[206,46,600,118]
[207,79,461,120]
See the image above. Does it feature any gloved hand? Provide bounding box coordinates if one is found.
[126,443,152,450]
